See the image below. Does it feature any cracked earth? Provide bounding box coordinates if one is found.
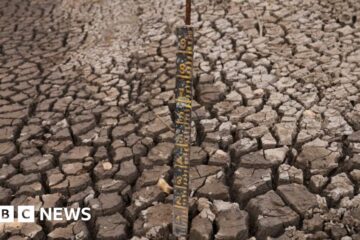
[0,0,360,239]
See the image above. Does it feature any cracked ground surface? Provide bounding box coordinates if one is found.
[0,0,360,239]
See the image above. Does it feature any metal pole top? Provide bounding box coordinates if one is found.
[185,0,191,25]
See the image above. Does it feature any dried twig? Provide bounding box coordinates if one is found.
[248,1,264,37]
[153,111,175,132]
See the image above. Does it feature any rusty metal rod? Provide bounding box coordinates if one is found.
[185,0,191,25]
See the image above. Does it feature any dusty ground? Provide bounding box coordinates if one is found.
[0,0,360,239]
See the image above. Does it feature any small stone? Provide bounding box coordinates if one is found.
[93,162,118,180]
[102,161,112,170]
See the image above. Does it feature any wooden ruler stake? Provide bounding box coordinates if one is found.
[173,0,193,237]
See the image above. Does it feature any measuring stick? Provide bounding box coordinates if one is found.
[173,0,193,237]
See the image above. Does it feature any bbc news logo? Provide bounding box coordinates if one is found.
[0,206,91,223]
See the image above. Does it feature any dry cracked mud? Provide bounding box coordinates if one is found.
[0,0,360,239]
